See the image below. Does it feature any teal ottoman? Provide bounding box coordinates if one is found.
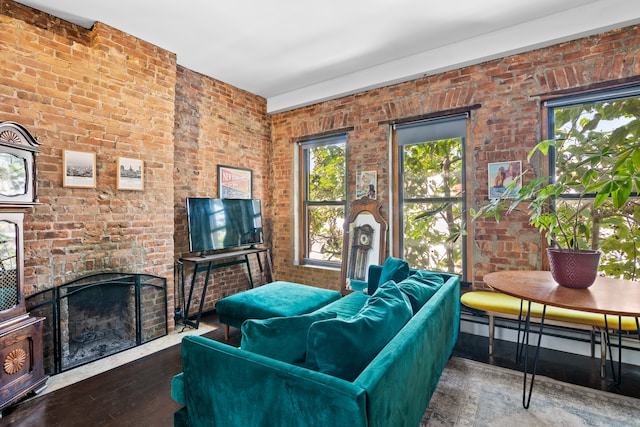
[216,281,341,340]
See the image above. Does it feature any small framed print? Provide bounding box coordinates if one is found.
[488,161,522,199]
[63,150,96,188]
[117,157,144,191]
[218,165,252,199]
[356,170,377,199]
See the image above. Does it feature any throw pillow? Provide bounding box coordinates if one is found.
[377,256,410,286]
[306,280,412,381]
[241,311,337,364]
[396,271,445,314]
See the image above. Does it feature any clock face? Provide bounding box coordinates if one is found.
[359,233,370,245]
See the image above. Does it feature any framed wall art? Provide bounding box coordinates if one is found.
[117,157,144,191]
[356,170,377,199]
[63,150,96,188]
[488,160,521,199]
[218,165,252,199]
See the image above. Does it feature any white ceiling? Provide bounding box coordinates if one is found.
[14,0,640,113]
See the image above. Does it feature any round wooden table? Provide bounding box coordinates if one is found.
[483,270,640,408]
[484,270,640,317]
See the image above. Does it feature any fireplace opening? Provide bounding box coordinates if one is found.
[26,273,167,375]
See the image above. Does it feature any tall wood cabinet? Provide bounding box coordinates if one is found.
[0,122,47,413]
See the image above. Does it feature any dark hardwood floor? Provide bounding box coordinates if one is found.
[2,314,639,426]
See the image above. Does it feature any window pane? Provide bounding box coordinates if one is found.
[306,205,344,263]
[554,100,635,195]
[552,94,640,280]
[403,139,462,199]
[403,201,462,274]
[301,136,346,266]
[400,136,464,277]
[555,198,638,278]
[307,143,345,202]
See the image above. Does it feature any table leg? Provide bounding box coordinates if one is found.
[488,314,495,355]
[245,255,255,288]
[515,299,524,364]
[522,302,546,409]
[265,249,274,282]
[193,262,214,329]
[600,328,607,379]
[603,316,623,384]
[181,263,199,331]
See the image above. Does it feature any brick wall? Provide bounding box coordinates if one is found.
[1,1,273,327]
[173,66,271,314]
[3,0,639,312]
[1,2,177,320]
[271,24,640,289]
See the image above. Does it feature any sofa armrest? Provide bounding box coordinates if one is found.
[177,335,368,427]
[354,272,460,427]
[365,265,383,294]
[349,279,368,292]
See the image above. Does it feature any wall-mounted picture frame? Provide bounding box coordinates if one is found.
[356,170,377,199]
[488,160,522,199]
[117,157,144,191]
[63,150,96,188]
[218,165,252,199]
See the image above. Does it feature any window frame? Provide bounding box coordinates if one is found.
[297,133,347,268]
[543,85,640,274]
[391,114,471,284]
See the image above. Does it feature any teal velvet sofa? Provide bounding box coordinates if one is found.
[172,264,460,427]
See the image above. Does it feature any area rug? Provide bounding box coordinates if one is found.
[422,357,640,426]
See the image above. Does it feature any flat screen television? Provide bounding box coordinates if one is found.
[186,198,263,253]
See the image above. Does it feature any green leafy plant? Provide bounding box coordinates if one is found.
[473,138,639,252]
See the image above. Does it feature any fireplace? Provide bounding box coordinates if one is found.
[26,273,167,375]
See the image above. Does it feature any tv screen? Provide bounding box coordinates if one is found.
[186,198,263,253]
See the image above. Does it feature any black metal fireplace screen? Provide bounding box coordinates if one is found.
[26,273,167,375]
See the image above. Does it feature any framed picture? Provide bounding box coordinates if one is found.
[488,161,522,199]
[63,150,96,188]
[117,157,144,191]
[218,165,252,199]
[356,170,377,199]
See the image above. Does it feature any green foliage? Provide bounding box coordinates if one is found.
[473,97,640,279]
[403,138,463,274]
[306,143,346,262]
[308,144,345,201]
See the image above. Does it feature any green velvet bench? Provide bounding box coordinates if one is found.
[216,281,342,340]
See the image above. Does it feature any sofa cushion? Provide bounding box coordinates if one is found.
[396,271,445,314]
[171,372,185,406]
[306,280,412,381]
[377,257,410,286]
[241,310,337,364]
[313,291,369,319]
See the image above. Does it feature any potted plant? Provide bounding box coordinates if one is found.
[473,137,639,288]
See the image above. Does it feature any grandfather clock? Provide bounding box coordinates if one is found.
[348,224,374,281]
[0,122,47,413]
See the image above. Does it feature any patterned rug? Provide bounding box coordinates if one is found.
[422,357,640,426]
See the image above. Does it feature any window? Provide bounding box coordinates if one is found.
[298,134,346,267]
[546,86,640,280]
[393,115,468,281]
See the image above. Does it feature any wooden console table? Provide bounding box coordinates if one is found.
[484,270,640,409]
[179,247,273,330]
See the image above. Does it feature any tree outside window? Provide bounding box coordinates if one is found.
[301,136,346,267]
[401,138,464,276]
[549,90,640,280]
